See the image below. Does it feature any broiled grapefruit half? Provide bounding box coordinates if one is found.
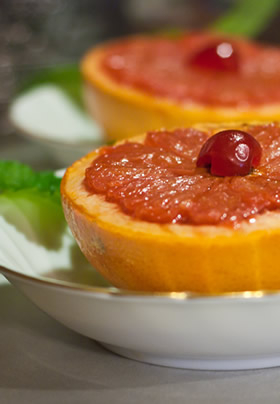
[61,122,280,293]
[81,32,280,141]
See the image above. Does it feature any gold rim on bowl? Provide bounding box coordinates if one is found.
[1,264,278,300]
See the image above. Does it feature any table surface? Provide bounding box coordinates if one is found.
[2,137,280,404]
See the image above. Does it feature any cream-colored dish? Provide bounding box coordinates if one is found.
[9,85,105,166]
[1,202,280,370]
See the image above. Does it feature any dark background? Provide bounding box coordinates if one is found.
[1,0,280,166]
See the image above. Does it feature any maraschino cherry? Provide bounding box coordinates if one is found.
[189,41,239,72]
[196,130,262,176]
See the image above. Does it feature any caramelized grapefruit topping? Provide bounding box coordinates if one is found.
[85,124,280,226]
[102,32,280,107]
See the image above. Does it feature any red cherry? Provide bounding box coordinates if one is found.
[196,130,262,176]
[189,41,239,72]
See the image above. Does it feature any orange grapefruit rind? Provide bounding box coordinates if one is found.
[81,44,280,141]
[61,122,280,293]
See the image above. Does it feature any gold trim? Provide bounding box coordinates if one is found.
[1,264,279,300]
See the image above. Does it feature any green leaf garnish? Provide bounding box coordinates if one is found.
[212,0,280,38]
[153,0,280,39]
[0,161,65,248]
[0,161,61,204]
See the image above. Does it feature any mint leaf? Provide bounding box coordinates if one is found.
[212,0,280,38]
[0,161,65,249]
[0,161,61,204]
[155,0,280,39]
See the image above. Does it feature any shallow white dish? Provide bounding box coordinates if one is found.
[9,85,105,166]
[2,203,280,371]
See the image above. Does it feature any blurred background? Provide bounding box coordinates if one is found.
[1,0,280,168]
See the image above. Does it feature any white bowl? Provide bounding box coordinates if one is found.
[1,204,280,371]
[9,85,105,166]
